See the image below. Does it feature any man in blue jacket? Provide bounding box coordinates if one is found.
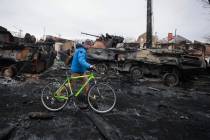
[70,40,95,107]
[71,42,93,74]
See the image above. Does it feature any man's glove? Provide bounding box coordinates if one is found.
[90,65,96,70]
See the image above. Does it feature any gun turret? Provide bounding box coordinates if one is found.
[81,32,124,48]
[103,33,124,48]
[81,32,100,38]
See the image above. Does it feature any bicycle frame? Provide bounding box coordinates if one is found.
[53,73,95,100]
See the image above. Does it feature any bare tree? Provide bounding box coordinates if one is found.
[201,0,210,4]
[201,0,210,7]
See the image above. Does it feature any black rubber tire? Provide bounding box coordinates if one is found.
[95,63,108,75]
[130,66,144,81]
[41,81,69,111]
[207,67,210,74]
[36,61,45,73]
[163,73,179,87]
[88,83,116,113]
[1,65,17,78]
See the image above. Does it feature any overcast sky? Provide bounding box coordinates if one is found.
[0,0,209,41]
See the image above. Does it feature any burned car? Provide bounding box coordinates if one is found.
[0,26,56,78]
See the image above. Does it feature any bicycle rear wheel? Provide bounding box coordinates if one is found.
[88,83,116,113]
[41,81,69,111]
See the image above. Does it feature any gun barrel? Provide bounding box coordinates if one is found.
[81,32,100,38]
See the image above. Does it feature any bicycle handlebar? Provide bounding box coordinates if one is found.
[63,66,98,75]
[88,68,98,73]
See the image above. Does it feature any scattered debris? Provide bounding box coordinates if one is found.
[85,111,120,140]
[0,77,17,85]
[0,125,16,140]
[148,87,161,92]
[28,112,55,120]
[180,115,189,120]
[126,108,141,117]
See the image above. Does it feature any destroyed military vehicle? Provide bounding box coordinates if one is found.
[204,44,210,69]
[86,34,207,87]
[0,26,56,78]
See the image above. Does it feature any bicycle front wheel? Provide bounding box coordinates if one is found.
[88,83,116,113]
[41,81,69,111]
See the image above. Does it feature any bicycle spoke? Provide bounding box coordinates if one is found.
[41,81,69,111]
[88,83,116,113]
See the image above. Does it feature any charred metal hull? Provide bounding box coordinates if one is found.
[88,45,206,69]
[0,26,56,78]
[87,42,206,86]
[0,43,56,77]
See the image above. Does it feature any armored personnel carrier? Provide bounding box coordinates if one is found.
[0,26,56,78]
[86,33,206,86]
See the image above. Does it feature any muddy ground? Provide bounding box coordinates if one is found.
[0,63,210,140]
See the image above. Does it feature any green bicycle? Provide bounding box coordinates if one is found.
[41,70,116,113]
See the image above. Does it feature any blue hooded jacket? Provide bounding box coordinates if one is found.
[70,44,91,74]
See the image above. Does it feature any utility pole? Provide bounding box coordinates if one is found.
[43,27,46,40]
[146,0,153,48]
[19,29,22,38]
[174,29,177,44]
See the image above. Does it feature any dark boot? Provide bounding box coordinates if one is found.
[77,95,89,109]
[89,95,98,109]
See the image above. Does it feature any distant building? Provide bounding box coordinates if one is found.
[136,32,158,48]
[158,34,192,49]
[159,34,191,44]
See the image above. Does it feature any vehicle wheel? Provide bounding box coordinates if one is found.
[106,68,119,79]
[163,73,179,87]
[36,61,45,73]
[41,81,69,111]
[1,65,17,78]
[130,66,144,81]
[96,63,108,75]
[207,67,210,74]
[88,83,116,113]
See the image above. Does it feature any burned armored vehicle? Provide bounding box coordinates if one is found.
[126,44,206,86]
[204,43,210,69]
[0,26,56,78]
[87,34,206,86]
